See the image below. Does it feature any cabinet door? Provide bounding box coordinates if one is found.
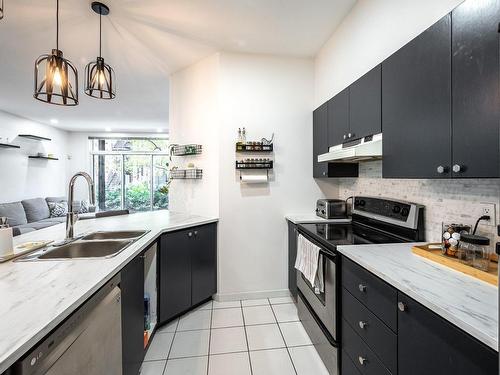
[121,255,145,375]
[327,88,350,147]
[159,230,192,323]
[349,65,382,140]
[398,292,498,375]
[382,15,452,178]
[287,221,298,299]
[191,224,217,306]
[452,0,500,178]
[313,103,329,178]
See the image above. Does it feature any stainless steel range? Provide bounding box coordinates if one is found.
[296,196,425,375]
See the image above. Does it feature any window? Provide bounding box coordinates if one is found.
[90,138,170,212]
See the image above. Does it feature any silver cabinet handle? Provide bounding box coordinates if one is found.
[188,232,193,238]
[398,301,407,312]
[348,133,352,138]
[358,356,367,366]
[359,321,368,329]
[343,134,347,140]
[322,171,326,176]
[436,165,445,174]
[452,164,462,173]
[358,284,367,292]
[194,230,198,237]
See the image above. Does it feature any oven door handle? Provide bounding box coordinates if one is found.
[297,230,337,263]
[320,249,336,262]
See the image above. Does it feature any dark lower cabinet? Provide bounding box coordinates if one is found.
[191,224,217,306]
[382,14,452,178]
[159,223,217,324]
[451,0,500,178]
[287,221,297,298]
[398,292,498,375]
[121,254,145,375]
[159,229,192,323]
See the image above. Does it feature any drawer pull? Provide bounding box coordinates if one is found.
[358,356,368,366]
[358,321,368,329]
[398,301,407,312]
[358,284,367,292]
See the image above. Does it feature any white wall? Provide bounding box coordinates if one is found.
[168,54,221,217]
[314,0,499,245]
[315,0,464,106]
[0,112,70,203]
[169,52,337,300]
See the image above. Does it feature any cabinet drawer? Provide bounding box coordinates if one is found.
[341,257,397,331]
[342,288,396,373]
[342,319,391,375]
[342,350,362,375]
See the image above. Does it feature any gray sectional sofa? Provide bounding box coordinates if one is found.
[0,197,94,236]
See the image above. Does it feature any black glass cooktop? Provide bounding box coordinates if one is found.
[298,222,409,250]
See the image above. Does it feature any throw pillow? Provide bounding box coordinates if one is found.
[49,202,68,218]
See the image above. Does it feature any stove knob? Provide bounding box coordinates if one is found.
[354,199,360,206]
[392,205,401,214]
[401,208,410,217]
[359,200,366,207]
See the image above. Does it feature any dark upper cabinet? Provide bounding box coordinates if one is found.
[382,15,452,178]
[349,65,382,140]
[313,102,359,178]
[121,254,145,375]
[398,292,498,375]
[327,88,350,147]
[159,228,192,323]
[452,0,500,178]
[191,224,217,306]
[313,103,329,178]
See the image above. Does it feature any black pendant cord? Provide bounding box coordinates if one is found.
[56,0,59,51]
[99,7,102,58]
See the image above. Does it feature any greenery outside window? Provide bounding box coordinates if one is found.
[90,138,170,212]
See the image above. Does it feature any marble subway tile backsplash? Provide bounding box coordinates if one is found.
[336,161,500,243]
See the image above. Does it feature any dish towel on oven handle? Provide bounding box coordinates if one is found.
[295,234,325,294]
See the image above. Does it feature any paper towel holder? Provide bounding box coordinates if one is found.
[239,170,269,183]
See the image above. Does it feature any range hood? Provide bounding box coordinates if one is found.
[318,133,382,163]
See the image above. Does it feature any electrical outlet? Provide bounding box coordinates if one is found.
[479,203,497,227]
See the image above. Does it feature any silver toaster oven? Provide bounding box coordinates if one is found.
[316,199,347,219]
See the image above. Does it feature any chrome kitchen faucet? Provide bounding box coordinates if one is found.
[66,172,96,240]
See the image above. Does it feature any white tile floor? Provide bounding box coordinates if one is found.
[140,298,330,375]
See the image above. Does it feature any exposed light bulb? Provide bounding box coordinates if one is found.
[53,68,62,87]
[98,71,106,86]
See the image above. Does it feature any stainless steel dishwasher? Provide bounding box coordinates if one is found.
[12,276,122,375]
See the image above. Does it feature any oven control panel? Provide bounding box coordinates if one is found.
[352,196,423,230]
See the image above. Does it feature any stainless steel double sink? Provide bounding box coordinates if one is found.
[18,230,149,261]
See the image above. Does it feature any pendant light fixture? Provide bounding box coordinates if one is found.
[34,0,78,106]
[85,2,115,99]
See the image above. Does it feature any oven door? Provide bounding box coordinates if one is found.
[296,235,337,342]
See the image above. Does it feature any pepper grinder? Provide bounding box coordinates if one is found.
[0,217,14,257]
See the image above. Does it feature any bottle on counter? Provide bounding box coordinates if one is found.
[0,217,13,257]
[237,128,242,145]
[242,127,247,144]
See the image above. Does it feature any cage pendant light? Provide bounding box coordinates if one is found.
[0,0,4,20]
[85,2,115,99]
[34,0,78,106]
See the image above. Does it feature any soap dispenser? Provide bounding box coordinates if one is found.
[0,217,14,257]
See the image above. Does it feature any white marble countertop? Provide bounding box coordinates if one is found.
[0,211,218,373]
[337,243,498,351]
[285,214,351,224]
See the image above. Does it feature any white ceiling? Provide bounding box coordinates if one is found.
[0,0,356,133]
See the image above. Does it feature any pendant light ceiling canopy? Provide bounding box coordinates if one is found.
[34,0,78,106]
[85,2,116,100]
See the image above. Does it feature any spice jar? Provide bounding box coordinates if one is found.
[457,234,490,271]
[441,223,471,257]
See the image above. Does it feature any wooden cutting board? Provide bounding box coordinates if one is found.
[412,244,498,286]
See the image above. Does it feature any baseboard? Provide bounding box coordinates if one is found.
[214,288,291,302]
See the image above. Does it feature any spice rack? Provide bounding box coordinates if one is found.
[0,143,20,149]
[235,160,273,170]
[169,169,203,180]
[170,144,202,156]
[19,134,52,141]
[236,143,273,152]
[29,156,59,161]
